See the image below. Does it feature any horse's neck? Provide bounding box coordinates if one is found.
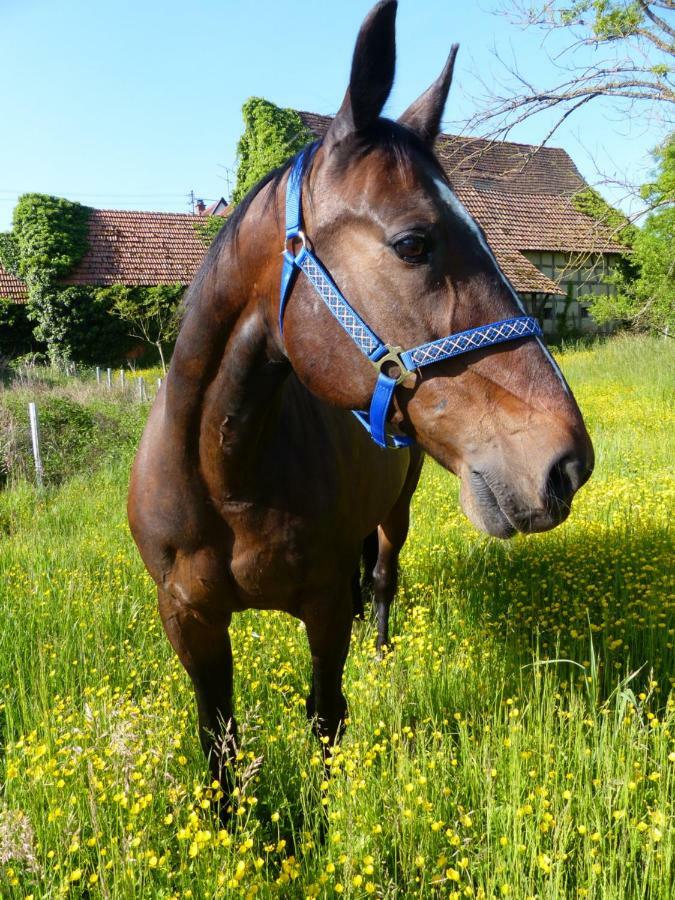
[164,198,289,497]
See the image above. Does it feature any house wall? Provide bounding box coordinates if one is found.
[523,252,618,336]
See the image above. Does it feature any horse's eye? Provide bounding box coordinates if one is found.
[393,234,429,264]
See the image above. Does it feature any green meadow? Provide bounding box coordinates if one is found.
[0,335,672,898]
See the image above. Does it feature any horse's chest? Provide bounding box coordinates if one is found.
[223,501,335,612]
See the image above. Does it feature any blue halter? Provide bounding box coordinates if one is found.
[279,145,543,449]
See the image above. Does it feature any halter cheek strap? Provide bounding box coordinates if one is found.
[279,145,543,450]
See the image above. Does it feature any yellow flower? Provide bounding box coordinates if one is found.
[537,853,552,874]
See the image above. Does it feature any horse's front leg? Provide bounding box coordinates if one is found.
[304,594,352,747]
[158,588,237,812]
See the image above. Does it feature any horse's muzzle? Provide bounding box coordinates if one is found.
[466,438,594,539]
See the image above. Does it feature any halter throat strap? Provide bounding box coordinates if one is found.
[279,146,543,450]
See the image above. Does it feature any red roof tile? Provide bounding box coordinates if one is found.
[0,264,28,303]
[65,209,209,287]
[457,184,623,256]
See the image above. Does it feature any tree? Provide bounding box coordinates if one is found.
[106,284,184,373]
[2,194,91,364]
[465,1,674,156]
[588,134,674,332]
[232,98,313,204]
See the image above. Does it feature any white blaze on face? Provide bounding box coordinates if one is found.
[432,176,570,394]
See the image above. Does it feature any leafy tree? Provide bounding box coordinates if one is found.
[466,1,674,151]
[589,134,674,333]
[105,284,185,373]
[232,98,312,204]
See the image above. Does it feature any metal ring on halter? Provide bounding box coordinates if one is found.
[286,230,308,255]
[373,346,415,386]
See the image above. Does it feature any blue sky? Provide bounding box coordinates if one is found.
[0,0,667,231]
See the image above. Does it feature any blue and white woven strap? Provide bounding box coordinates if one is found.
[285,144,317,243]
[400,316,542,370]
[294,248,386,360]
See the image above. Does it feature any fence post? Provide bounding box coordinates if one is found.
[137,377,146,401]
[107,367,112,389]
[28,402,44,488]
[96,366,101,385]
[120,368,125,389]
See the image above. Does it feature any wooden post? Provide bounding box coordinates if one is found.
[106,367,112,389]
[120,368,125,389]
[28,402,44,488]
[137,377,145,401]
[96,366,101,385]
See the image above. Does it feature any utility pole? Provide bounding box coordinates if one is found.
[188,190,195,214]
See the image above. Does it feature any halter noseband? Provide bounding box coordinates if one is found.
[279,145,543,450]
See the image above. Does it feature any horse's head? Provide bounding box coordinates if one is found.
[279,0,593,538]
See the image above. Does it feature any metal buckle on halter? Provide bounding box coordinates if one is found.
[373,346,414,385]
[285,230,307,256]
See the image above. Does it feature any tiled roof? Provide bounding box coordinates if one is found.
[457,184,623,256]
[0,264,28,303]
[298,110,625,291]
[65,209,208,287]
[494,250,561,295]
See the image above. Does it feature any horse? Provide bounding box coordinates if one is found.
[128,0,593,808]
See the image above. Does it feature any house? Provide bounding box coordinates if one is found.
[299,111,626,335]
[201,198,230,217]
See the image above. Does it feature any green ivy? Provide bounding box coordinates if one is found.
[0,232,20,276]
[12,194,90,282]
[193,216,226,247]
[571,187,636,247]
[3,195,91,364]
[232,98,312,204]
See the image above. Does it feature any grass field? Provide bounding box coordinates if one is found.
[0,336,673,898]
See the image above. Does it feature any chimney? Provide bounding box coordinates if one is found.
[196,198,206,215]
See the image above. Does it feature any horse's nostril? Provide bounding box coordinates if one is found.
[546,453,586,510]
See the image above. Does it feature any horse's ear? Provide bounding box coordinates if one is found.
[398,45,459,146]
[324,0,397,152]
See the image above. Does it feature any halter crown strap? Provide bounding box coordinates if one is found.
[279,149,543,450]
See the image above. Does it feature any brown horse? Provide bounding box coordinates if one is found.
[128,0,593,804]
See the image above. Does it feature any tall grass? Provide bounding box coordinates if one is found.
[0,336,672,898]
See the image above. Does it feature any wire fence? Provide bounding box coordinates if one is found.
[1,363,160,488]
